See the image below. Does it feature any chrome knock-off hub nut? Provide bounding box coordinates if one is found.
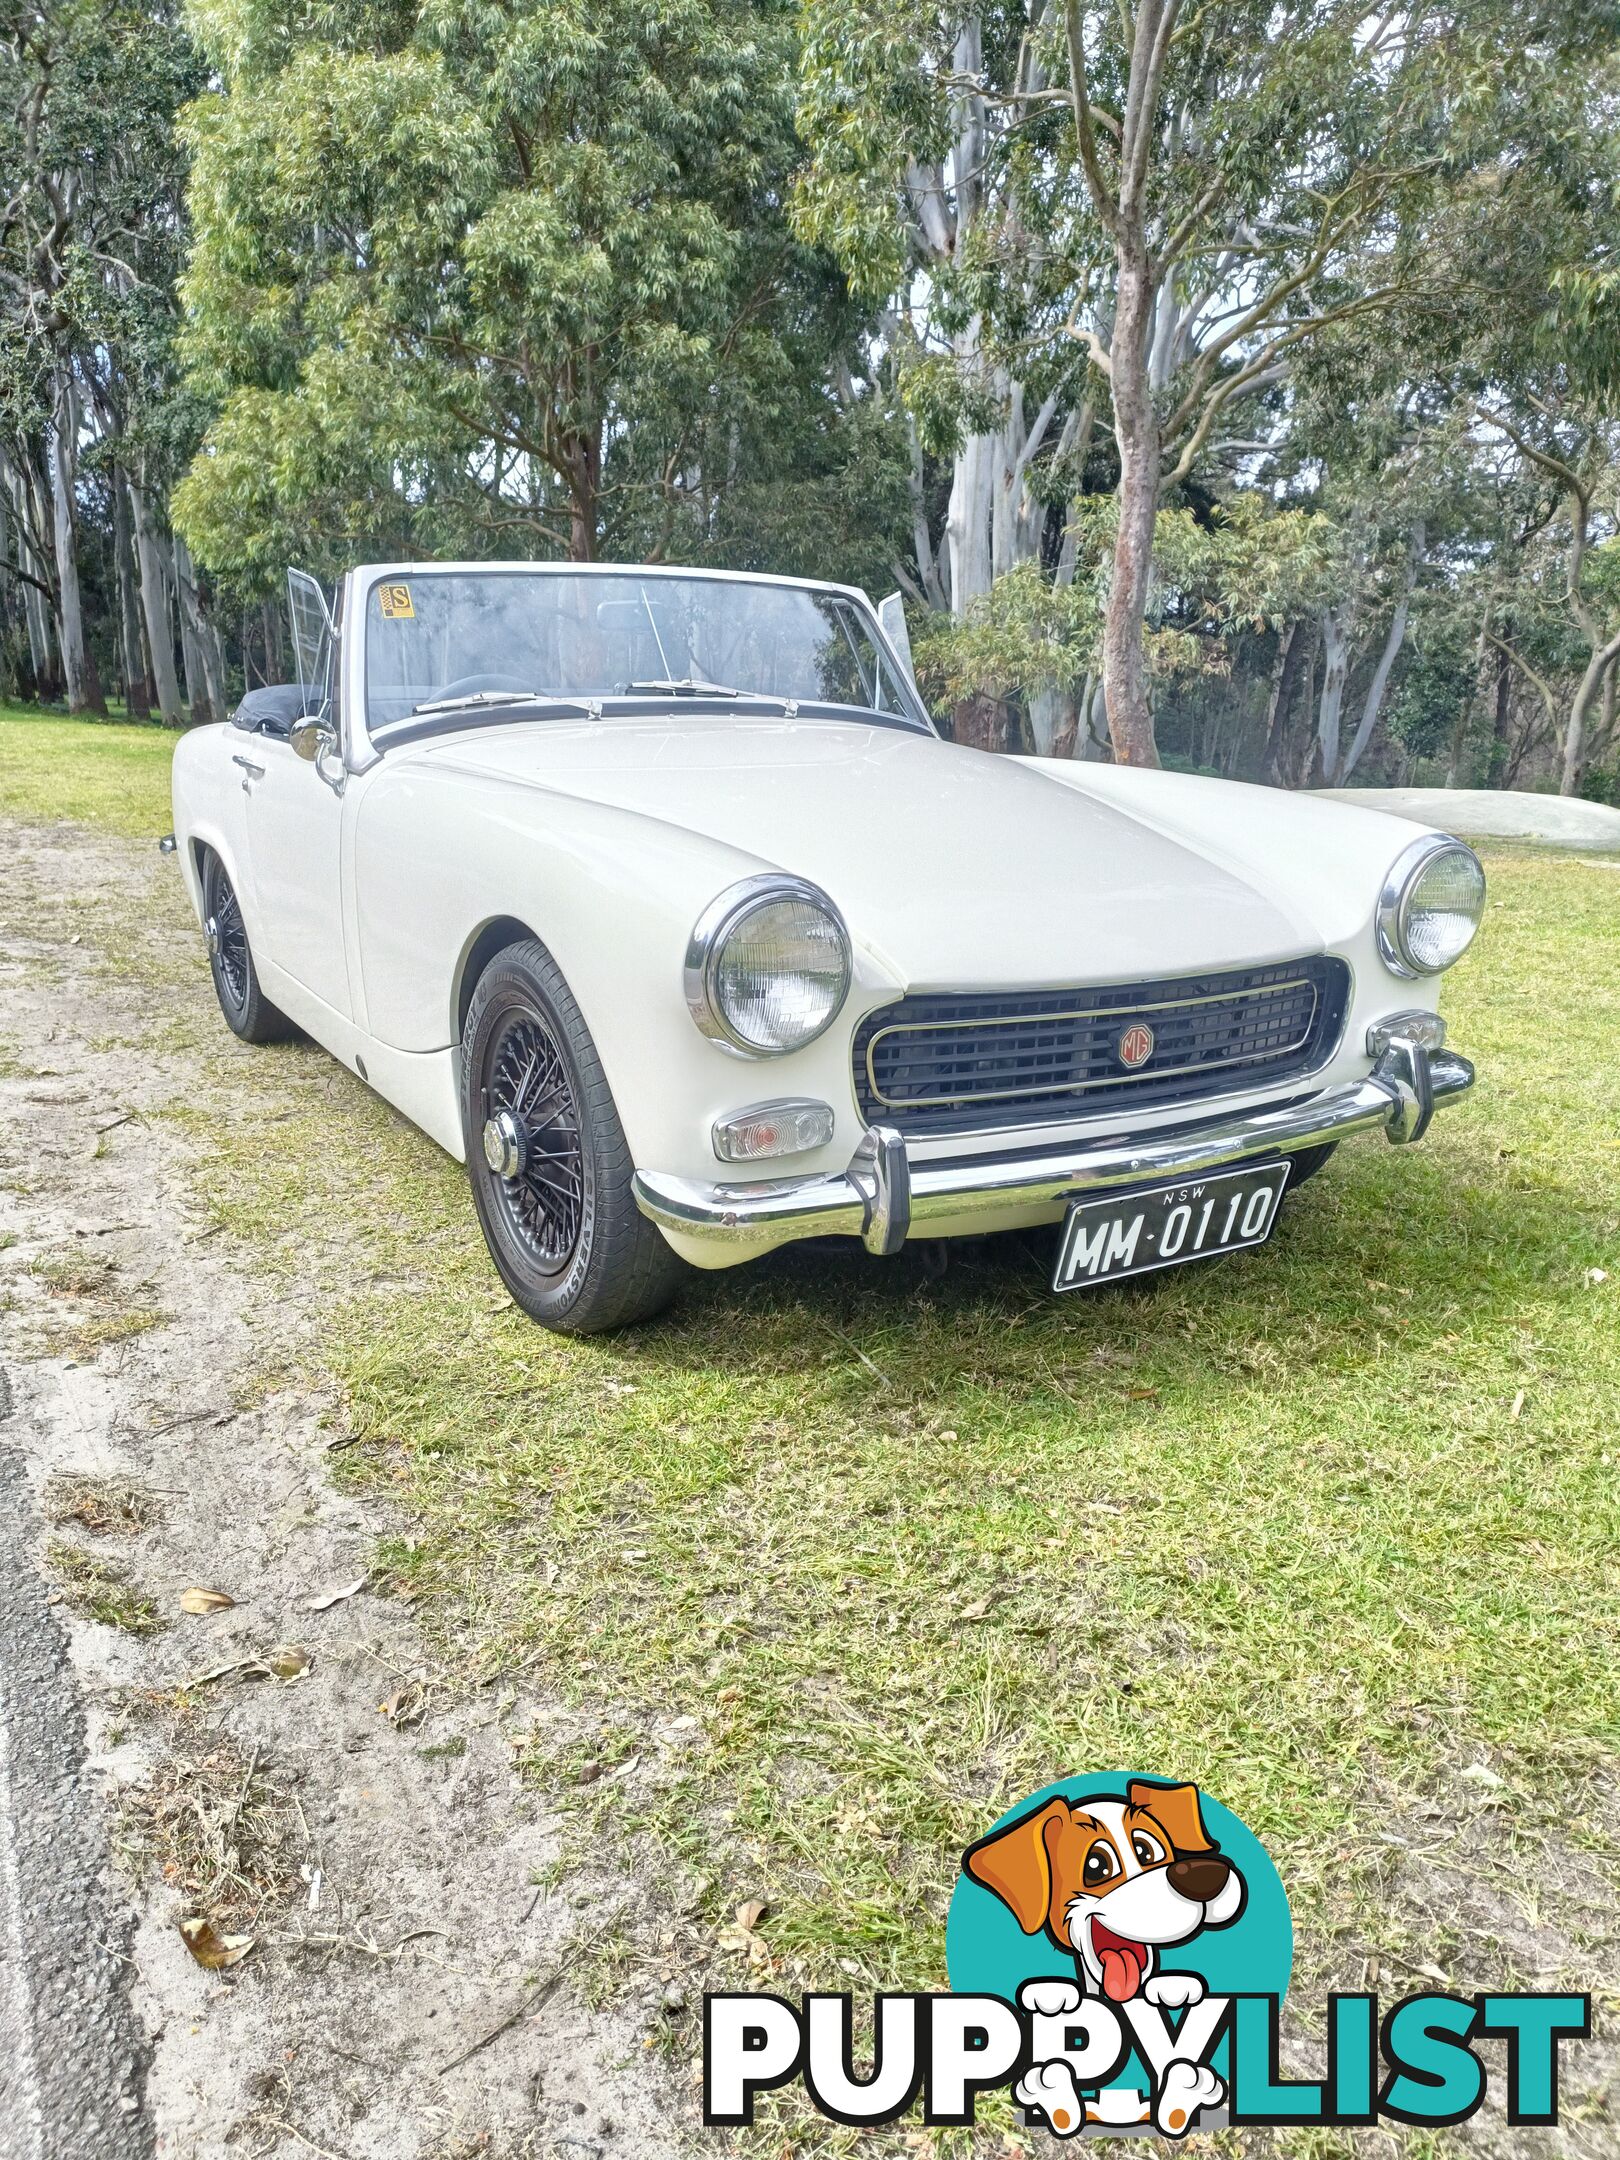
[204,914,221,958]
[482,1110,529,1180]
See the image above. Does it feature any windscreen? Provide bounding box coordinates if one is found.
[363,572,920,731]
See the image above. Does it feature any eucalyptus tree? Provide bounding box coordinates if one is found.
[176,0,881,585]
[799,0,1614,767]
[1,0,205,716]
[796,0,1094,621]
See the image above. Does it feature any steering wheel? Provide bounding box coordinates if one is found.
[435,672,538,700]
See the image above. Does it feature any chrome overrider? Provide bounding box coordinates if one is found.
[631,1034,1475,1260]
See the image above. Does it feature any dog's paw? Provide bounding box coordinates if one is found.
[1018,1977,1084,2019]
[1144,1972,1206,2010]
[1155,2060,1224,2138]
[1015,2060,1085,2136]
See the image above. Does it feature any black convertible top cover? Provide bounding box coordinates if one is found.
[231,683,309,739]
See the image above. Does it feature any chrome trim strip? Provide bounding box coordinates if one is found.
[633,1046,1476,1258]
[863,975,1322,1111]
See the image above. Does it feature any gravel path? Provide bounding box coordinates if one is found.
[0,817,676,2160]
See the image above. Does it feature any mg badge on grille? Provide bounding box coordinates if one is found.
[1117,1021,1156,1069]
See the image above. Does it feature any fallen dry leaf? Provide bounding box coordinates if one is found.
[303,1576,366,1613]
[179,1916,254,1970]
[179,1587,236,1616]
[379,1682,427,1727]
[735,1898,768,1932]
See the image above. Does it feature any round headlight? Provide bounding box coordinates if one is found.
[686,876,852,1055]
[1377,836,1486,977]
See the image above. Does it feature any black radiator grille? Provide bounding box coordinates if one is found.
[853,958,1351,1138]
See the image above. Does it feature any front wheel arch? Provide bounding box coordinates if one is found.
[454,915,542,1045]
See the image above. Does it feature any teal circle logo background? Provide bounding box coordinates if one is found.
[945,1773,1293,2009]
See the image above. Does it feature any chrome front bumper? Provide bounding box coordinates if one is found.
[632,1039,1475,1260]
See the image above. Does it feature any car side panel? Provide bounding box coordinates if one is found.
[170,722,252,932]
[348,762,905,1179]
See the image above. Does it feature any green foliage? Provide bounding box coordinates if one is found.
[173,0,903,584]
[916,496,1340,721]
[914,559,1099,715]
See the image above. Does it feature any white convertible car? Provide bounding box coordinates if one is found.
[168,562,1483,1332]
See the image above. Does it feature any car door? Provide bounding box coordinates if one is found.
[238,571,353,1022]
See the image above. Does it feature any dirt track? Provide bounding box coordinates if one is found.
[0,817,676,2160]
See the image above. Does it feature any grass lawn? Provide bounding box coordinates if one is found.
[0,699,178,837]
[6,702,1618,2148]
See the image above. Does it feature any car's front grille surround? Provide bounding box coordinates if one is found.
[852,958,1351,1138]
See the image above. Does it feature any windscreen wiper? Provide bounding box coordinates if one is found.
[410,689,550,715]
[620,677,749,698]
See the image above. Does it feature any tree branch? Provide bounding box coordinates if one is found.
[1064,0,1123,239]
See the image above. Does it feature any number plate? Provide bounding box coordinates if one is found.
[1052,1160,1291,1292]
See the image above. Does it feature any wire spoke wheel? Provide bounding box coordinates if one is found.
[482,1006,584,1274]
[212,876,249,1011]
[461,939,684,1332]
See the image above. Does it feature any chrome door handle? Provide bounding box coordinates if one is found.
[231,754,266,779]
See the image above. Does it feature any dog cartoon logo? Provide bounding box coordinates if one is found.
[964,1780,1246,2005]
[947,1774,1291,2139]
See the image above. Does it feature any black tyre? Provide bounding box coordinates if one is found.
[1284,1142,1337,1189]
[461,939,686,1333]
[200,850,295,1045]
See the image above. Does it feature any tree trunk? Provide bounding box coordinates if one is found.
[1081,673,1111,759]
[0,472,16,677]
[945,408,996,616]
[175,541,210,724]
[905,417,950,612]
[48,372,104,714]
[1028,683,1081,757]
[1261,621,1302,782]
[565,423,601,562]
[1340,522,1423,783]
[130,471,185,725]
[18,509,56,696]
[950,690,1018,751]
[1563,642,1617,796]
[1487,637,1512,784]
[1316,607,1351,784]
[1101,255,1162,767]
[8,454,59,697]
[1292,621,1321,787]
[262,598,285,683]
[174,536,228,725]
[111,468,151,721]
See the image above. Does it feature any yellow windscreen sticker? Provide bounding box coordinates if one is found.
[378,582,415,620]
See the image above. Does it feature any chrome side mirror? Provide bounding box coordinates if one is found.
[289,715,346,795]
[289,715,326,762]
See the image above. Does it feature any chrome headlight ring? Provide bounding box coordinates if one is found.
[1376,833,1487,978]
[684,873,853,1057]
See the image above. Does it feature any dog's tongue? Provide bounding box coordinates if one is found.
[1096,1934,1147,2002]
